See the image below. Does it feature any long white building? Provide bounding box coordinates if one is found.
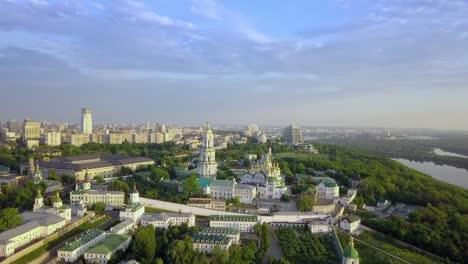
[20,154,154,181]
[192,233,232,254]
[57,229,106,263]
[206,179,257,204]
[84,234,131,264]
[140,213,195,229]
[209,215,258,232]
[0,212,66,257]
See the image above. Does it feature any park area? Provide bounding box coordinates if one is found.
[275,227,442,264]
[275,227,338,264]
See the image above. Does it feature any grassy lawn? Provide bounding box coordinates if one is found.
[356,232,442,264]
[11,216,109,264]
[275,227,339,264]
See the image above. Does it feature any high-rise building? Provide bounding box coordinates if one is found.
[45,132,61,146]
[7,120,21,133]
[23,120,41,144]
[81,108,93,134]
[246,124,259,137]
[198,122,217,179]
[283,124,303,145]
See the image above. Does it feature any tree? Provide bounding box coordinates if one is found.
[297,191,315,212]
[150,168,170,182]
[48,168,59,181]
[94,176,106,184]
[270,257,291,264]
[0,208,23,232]
[61,174,75,185]
[166,236,194,264]
[280,194,290,202]
[212,245,229,264]
[226,197,241,207]
[92,202,106,214]
[120,166,134,176]
[133,225,156,264]
[110,180,130,193]
[183,174,199,198]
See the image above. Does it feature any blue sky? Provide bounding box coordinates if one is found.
[0,0,468,129]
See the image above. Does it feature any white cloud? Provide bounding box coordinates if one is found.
[84,68,208,81]
[120,0,195,29]
[238,23,271,44]
[30,0,48,7]
[190,0,221,20]
[259,72,319,81]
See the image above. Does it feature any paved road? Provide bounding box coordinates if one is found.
[262,227,284,263]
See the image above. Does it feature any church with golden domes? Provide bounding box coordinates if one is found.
[241,148,288,199]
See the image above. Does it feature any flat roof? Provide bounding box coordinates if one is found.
[111,219,135,233]
[211,179,235,187]
[209,215,257,222]
[0,212,65,244]
[86,234,129,255]
[25,154,153,172]
[141,212,194,222]
[192,234,230,245]
[59,229,105,252]
[200,227,240,235]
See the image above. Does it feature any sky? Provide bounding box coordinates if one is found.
[0,0,468,130]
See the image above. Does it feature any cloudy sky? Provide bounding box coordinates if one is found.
[1,0,468,130]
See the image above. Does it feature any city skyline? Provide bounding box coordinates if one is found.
[1,1,468,130]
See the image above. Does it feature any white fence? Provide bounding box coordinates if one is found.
[140,198,247,216]
[140,198,328,223]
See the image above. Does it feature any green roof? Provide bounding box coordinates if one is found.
[128,203,144,211]
[52,192,62,203]
[211,179,235,187]
[209,215,257,222]
[201,227,240,235]
[343,246,359,259]
[0,165,10,172]
[192,233,230,244]
[60,229,104,252]
[86,234,130,255]
[320,177,337,187]
[198,178,213,188]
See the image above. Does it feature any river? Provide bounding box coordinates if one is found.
[433,148,468,158]
[393,158,468,189]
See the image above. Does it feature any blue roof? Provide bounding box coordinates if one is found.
[198,178,213,188]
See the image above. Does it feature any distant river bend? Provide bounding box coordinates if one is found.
[393,158,468,189]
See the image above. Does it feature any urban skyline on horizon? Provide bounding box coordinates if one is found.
[1,1,468,130]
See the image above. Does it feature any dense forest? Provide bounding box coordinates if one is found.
[276,144,468,263]
[315,133,468,171]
